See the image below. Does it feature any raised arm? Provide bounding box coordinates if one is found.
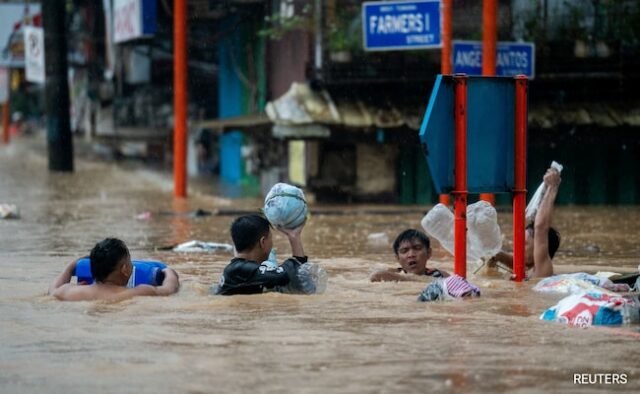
[532,168,561,277]
[48,259,79,296]
[277,221,306,258]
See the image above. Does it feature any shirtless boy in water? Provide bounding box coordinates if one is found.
[49,238,179,301]
[490,166,561,278]
[370,229,449,282]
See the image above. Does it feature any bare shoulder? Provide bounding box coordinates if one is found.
[51,283,100,301]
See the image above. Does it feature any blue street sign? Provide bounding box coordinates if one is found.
[452,40,535,79]
[362,0,441,51]
[419,75,517,194]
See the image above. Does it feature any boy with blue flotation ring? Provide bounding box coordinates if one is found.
[49,238,179,301]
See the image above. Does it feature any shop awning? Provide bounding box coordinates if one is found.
[265,82,424,131]
[197,114,271,132]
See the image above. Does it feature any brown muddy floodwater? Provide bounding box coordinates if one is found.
[1,138,639,393]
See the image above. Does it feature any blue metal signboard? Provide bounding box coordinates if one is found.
[362,0,441,51]
[452,40,535,79]
[419,75,516,194]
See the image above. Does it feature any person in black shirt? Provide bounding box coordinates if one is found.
[370,229,449,282]
[214,214,308,295]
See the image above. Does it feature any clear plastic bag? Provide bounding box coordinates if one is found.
[277,262,328,295]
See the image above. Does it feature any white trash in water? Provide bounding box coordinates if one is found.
[367,232,389,247]
[172,240,234,253]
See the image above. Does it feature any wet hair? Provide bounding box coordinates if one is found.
[393,229,431,255]
[230,214,272,252]
[89,238,130,282]
[527,224,561,259]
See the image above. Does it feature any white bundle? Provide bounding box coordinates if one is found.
[421,201,502,262]
[264,183,308,229]
[525,161,563,225]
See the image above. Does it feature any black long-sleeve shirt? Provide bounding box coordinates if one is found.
[214,256,308,295]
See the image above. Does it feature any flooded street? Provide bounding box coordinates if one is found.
[1,138,639,393]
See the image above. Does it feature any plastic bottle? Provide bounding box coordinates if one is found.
[261,249,278,269]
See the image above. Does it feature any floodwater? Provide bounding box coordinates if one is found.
[1,138,639,394]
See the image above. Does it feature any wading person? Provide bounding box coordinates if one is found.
[370,229,449,282]
[49,238,179,301]
[214,214,308,295]
[490,166,562,278]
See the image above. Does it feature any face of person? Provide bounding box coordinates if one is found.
[396,238,431,275]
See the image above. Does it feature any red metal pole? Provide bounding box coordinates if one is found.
[441,0,452,75]
[513,75,528,282]
[439,0,453,206]
[453,74,468,278]
[2,101,9,145]
[480,0,497,205]
[173,0,187,198]
[482,0,497,76]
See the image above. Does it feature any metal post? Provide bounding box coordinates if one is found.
[513,75,528,282]
[43,0,73,171]
[482,0,497,76]
[439,0,453,206]
[173,0,187,198]
[441,0,452,74]
[2,101,9,144]
[453,74,468,278]
[480,0,497,205]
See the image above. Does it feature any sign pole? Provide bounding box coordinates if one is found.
[453,74,468,278]
[173,0,187,198]
[513,75,528,281]
[480,0,497,205]
[439,0,452,206]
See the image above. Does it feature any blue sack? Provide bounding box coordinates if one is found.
[74,258,167,287]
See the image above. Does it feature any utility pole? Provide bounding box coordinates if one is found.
[173,0,187,198]
[480,0,497,205]
[439,0,452,206]
[42,0,73,171]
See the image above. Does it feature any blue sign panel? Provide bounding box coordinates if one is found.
[419,75,516,194]
[363,0,441,51]
[452,40,535,79]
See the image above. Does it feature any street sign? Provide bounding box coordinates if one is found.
[113,0,157,43]
[362,0,441,51]
[419,75,516,193]
[24,26,45,83]
[453,40,535,79]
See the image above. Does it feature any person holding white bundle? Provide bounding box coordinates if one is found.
[490,165,562,278]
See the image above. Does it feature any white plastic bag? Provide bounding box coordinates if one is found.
[421,201,502,262]
[525,161,563,225]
